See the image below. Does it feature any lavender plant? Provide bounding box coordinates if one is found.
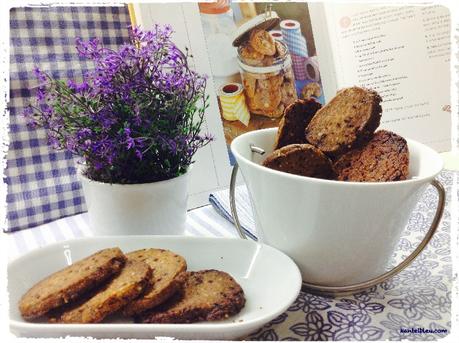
[23,26,213,184]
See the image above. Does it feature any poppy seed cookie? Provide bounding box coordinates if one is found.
[136,270,245,323]
[262,144,335,179]
[275,99,322,149]
[55,260,152,323]
[334,130,409,182]
[305,86,382,157]
[19,247,126,320]
[122,249,187,316]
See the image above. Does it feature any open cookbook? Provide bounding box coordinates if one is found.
[130,2,452,208]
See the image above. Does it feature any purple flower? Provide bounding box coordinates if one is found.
[67,79,89,94]
[123,127,135,149]
[22,26,212,184]
[32,66,47,83]
[76,128,92,140]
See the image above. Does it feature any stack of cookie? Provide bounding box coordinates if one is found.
[19,247,245,324]
[238,28,297,118]
[263,86,410,182]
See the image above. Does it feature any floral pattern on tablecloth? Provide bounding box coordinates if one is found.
[247,171,455,341]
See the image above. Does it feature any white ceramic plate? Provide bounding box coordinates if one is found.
[8,236,302,340]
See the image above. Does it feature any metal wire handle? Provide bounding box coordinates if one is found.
[230,145,265,240]
[229,160,446,296]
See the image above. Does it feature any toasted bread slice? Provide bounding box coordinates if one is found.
[122,249,187,316]
[19,247,126,320]
[334,130,409,182]
[136,270,245,323]
[263,144,336,179]
[55,260,152,323]
[275,99,322,149]
[305,86,382,156]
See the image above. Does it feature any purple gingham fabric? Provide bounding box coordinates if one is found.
[6,6,131,232]
[291,53,308,80]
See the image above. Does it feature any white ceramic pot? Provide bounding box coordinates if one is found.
[231,128,444,286]
[79,170,188,236]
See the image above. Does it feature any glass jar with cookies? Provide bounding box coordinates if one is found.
[232,11,297,118]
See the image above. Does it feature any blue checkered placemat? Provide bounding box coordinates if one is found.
[6,6,132,232]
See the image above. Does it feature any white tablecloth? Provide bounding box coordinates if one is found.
[5,170,455,340]
[6,205,237,261]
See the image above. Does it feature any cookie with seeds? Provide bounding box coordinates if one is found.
[275,99,322,149]
[274,41,287,58]
[19,247,126,320]
[243,74,257,98]
[305,86,382,157]
[136,270,245,323]
[301,82,321,100]
[239,43,265,66]
[334,130,409,182]
[281,80,296,105]
[54,260,152,323]
[263,144,335,179]
[249,29,276,56]
[122,249,187,316]
[252,87,282,117]
[258,73,284,91]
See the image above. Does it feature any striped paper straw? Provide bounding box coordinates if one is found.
[218,83,250,126]
[280,20,308,57]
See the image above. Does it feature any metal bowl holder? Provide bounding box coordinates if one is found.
[229,145,445,296]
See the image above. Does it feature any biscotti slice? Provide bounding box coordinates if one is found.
[122,249,187,316]
[305,86,382,156]
[249,29,276,56]
[334,130,409,182]
[263,144,336,179]
[275,99,322,149]
[55,260,152,323]
[136,270,245,323]
[19,247,126,320]
[239,43,265,66]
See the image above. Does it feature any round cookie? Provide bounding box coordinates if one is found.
[136,270,245,323]
[305,86,382,157]
[261,55,274,66]
[334,130,409,182]
[239,43,265,66]
[275,99,322,149]
[249,29,276,56]
[56,260,152,323]
[19,247,126,320]
[262,143,335,179]
[123,249,187,316]
[301,82,322,100]
[274,41,287,58]
[258,73,284,90]
[260,103,285,118]
[281,80,296,105]
[252,87,282,116]
[243,75,257,98]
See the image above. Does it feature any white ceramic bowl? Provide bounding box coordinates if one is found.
[231,128,443,286]
[8,236,302,340]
